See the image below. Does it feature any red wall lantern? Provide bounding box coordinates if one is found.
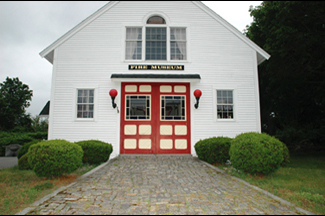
[109,89,118,109]
[194,89,202,109]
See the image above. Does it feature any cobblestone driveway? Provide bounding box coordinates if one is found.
[26,155,299,215]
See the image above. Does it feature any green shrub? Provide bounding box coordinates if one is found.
[229,132,284,175]
[18,153,32,170]
[27,132,48,140]
[0,131,47,156]
[281,142,290,167]
[75,140,113,165]
[28,139,83,178]
[194,137,232,164]
[17,139,42,159]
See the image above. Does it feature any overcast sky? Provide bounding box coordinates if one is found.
[0,1,262,116]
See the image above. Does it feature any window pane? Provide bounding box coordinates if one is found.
[170,28,186,60]
[78,90,83,97]
[77,105,83,112]
[147,16,166,24]
[77,89,94,118]
[126,28,142,40]
[126,28,142,60]
[146,27,167,60]
[126,41,142,60]
[126,96,150,120]
[217,90,233,119]
[161,96,185,120]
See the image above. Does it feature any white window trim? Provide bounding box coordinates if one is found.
[212,86,237,122]
[121,14,190,63]
[72,86,98,122]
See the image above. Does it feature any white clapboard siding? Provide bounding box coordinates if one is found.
[47,1,264,156]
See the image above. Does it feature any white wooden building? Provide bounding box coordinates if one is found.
[40,1,270,158]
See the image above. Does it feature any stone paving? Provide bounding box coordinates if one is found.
[26,155,299,215]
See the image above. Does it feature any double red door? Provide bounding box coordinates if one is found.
[120,82,190,154]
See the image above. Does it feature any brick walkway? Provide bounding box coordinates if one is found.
[26,155,298,215]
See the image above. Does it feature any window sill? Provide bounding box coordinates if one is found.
[74,118,95,122]
[216,119,236,122]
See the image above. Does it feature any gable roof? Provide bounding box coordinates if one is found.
[39,101,50,116]
[40,1,270,65]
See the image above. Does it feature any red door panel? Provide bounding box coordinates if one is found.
[120,82,190,154]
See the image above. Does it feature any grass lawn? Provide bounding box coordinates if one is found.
[0,164,99,215]
[214,151,325,215]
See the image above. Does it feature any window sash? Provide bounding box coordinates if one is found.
[77,89,94,119]
[126,28,142,60]
[145,27,167,60]
[217,90,233,119]
[170,28,186,60]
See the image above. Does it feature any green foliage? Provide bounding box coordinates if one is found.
[75,140,113,165]
[296,192,325,205]
[30,115,48,132]
[194,137,232,164]
[18,154,32,170]
[0,77,33,131]
[281,142,290,167]
[17,139,41,159]
[245,2,325,149]
[0,132,47,156]
[229,132,284,175]
[28,139,83,178]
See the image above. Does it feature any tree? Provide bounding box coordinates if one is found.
[31,115,48,132]
[245,1,325,150]
[0,77,33,131]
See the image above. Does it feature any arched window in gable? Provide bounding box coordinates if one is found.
[125,14,186,61]
[147,16,166,24]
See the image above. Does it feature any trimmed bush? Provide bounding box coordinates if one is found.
[75,140,113,165]
[28,139,83,178]
[229,132,284,175]
[18,153,32,170]
[17,139,42,159]
[281,142,290,167]
[0,131,47,156]
[194,137,232,164]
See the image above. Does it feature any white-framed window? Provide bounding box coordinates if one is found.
[145,27,167,60]
[77,89,94,118]
[125,28,142,60]
[170,28,186,60]
[216,90,234,119]
[124,15,187,61]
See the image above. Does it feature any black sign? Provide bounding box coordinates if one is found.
[129,65,184,70]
